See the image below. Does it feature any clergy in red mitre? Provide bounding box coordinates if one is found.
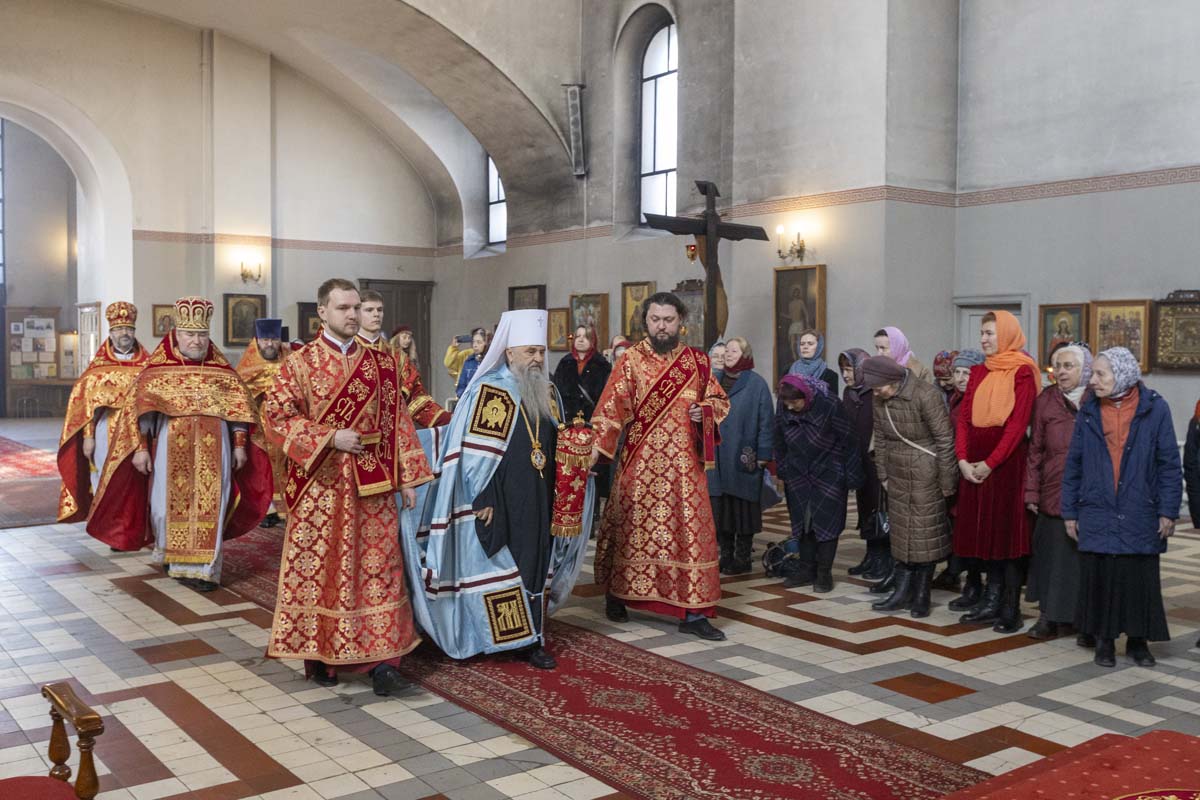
[87,296,272,590]
[235,318,291,527]
[590,292,731,641]
[262,278,432,696]
[392,324,451,428]
[57,301,150,527]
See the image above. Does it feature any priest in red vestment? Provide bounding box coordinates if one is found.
[235,318,291,527]
[88,297,273,589]
[263,278,433,696]
[57,301,150,528]
[590,292,731,641]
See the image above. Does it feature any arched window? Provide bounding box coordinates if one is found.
[639,23,677,223]
[487,156,507,245]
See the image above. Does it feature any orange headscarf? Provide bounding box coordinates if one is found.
[971,310,1042,428]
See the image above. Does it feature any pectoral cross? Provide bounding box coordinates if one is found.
[642,181,769,348]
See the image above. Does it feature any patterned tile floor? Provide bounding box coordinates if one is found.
[2,418,1199,799]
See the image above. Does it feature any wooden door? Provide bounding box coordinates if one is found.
[358,279,434,376]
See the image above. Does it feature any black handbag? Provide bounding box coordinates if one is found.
[866,487,891,541]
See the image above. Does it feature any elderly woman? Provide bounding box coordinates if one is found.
[874,327,933,383]
[937,349,988,601]
[933,350,958,400]
[1061,348,1181,667]
[788,330,839,396]
[774,374,863,592]
[860,357,957,617]
[954,311,1041,634]
[838,348,890,580]
[707,337,775,574]
[1024,343,1092,641]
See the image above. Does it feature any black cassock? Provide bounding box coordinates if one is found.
[473,407,558,632]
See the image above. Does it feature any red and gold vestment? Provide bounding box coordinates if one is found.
[356,334,451,428]
[591,340,730,618]
[235,339,292,508]
[263,337,432,666]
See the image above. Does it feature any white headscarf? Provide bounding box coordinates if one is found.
[467,309,549,391]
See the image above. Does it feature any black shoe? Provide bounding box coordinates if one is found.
[605,596,629,623]
[1127,638,1156,668]
[960,584,1002,625]
[718,556,733,574]
[1094,638,1116,668]
[180,577,219,592]
[848,550,874,576]
[909,565,933,618]
[1027,616,1059,640]
[813,567,834,594]
[678,617,726,641]
[727,559,752,575]
[992,587,1024,634]
[863,550,893,581]
[948,576,983,611]
[872,565,913,612]
[516,646,557,670]
[260,512,283,529]
[931,565,961,592]
[868,566,896,594]
[371,664,410,696]
[307,661,338,687]
[1076,633,1097,649]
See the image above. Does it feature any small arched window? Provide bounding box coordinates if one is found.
[639,23,678,223]
[487,156,507,245]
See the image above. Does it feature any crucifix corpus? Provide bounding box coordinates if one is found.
[643,181,769,348]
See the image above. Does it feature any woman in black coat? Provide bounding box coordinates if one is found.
[553,325,613,496]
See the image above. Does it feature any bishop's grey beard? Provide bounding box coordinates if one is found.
[512,362,555,421]
[650,331,680,354]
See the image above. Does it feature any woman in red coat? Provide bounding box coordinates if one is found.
[954,311,1041,634]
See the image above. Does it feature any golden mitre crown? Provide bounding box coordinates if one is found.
[105,301,138,328]
[173,296,214,331]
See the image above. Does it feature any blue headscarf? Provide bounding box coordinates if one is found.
[953,349,986,370]
[788,333,828,381]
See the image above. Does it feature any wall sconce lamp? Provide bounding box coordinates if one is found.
[685,243,698,262]
[240,261,263,284]
[776,224,805,262]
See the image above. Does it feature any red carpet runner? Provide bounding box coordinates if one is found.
[0,435,59,479]
[223,527,983,799]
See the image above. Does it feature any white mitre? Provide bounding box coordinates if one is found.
[467,309,548,390]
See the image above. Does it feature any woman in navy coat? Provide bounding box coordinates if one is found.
[1061,347,1182,668]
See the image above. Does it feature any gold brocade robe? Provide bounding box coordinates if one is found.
[235,339,291,507]
[56,340,150,522]
[591,340,730,611]
[263,337,432,665]
[356,334,450,428]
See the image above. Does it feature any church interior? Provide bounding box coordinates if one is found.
[2,1,1200,798]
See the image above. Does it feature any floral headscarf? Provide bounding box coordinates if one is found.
[1098,346,1141,399]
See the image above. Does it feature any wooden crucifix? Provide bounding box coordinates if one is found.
[643,181,769,348]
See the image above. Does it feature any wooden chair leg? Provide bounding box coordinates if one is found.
[47,706,72,783]
[76,734,99,800]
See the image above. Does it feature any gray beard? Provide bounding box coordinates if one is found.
[651,332,679,354]
[512,362,555,421]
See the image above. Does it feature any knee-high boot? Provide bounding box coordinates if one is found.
[909,564,934,618]
[814,539,838,593]
[872,563,913,611]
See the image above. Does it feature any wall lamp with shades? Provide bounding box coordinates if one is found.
[240,261,263,284]
[776,224,806,262]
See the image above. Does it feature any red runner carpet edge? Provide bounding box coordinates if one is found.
[222,526,985,799]
[0,435,60,480]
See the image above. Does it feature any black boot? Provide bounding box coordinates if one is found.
[960,583,1002,624]
[872,564,913,611]
[813,540,837,593]
[1094,638,1116,667]
[605,594,629,623]
[781,535,816,588]
[729,533,754,575]
[306,660,338,687]
[931,558,962,592]
[1127,637,1156,667]
[948,571,983,611]
[848,546,873,576]
[863,541,892,581]
[992,586,1024,633]
[1027,615,1059,640]
[869,561,897,594]
[717,530,734,574]
[909,564,933,618]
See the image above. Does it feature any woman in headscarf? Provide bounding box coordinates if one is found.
[838,348,890,581]
[707,337,775,574]
[1023,343,1092,641]
[861,356,958,617]
[773,374,863,592]
[953,311,1041,634]
[1061,347,1182,667]
[932,350,958,401]
[552,324,613,496]
[874,326,933,384]
[788,330,839,396]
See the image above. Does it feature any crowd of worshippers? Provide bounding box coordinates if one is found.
[55,288,1200,698]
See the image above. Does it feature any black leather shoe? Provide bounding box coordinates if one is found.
[863,552,892,581]
[371,664,410,696]
[1094,639,1116,668]
[847,551,873,576]
[517,646,557,670]
[307,660,338,687]
[960,584,1002,625]
[873,565,913,612]
[1076,633,1097,648]
[948,580,983,611]
[1027,616,1059,640]
[868,567,896,595]
[180,577,219,592]
[260,512,283,529]
[931,565,961,592]
[1127,638,1156,668]
[605,596,629,623]
[678,618,726,641]
[992,587,1024,634]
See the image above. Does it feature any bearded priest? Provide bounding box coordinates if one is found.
[88,297,273,589]
[235,318,291,527]
[57,301,150,529]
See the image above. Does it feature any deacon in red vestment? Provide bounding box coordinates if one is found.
[235,318,291,527]
[57,301,150,528]
[590,292,730,641]
[88,297,273,590]
[263,279,432,696]
[354,298,451,428]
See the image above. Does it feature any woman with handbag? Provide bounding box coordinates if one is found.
[774,374,864,592]
[861,356,958,617]
[838,348,891,581]
[706,337,775,574]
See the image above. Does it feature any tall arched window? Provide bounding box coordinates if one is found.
[639,23,677,223]
[487,156,507,245]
